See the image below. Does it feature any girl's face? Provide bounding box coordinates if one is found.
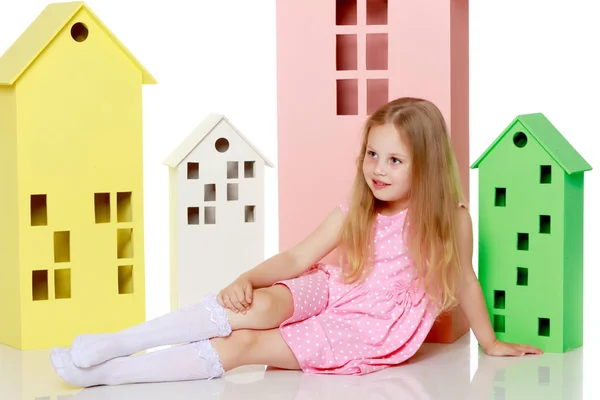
[362,123,412,213]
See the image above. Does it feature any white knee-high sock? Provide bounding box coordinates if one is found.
[70,294,231,368]
[51,340,224,387]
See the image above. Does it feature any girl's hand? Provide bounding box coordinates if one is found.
[483,339,543,357]
[217,276,253,314]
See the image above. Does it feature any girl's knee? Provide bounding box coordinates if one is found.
[251,289,275,314]
[253,286,293,320]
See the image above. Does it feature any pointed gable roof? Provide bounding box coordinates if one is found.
[471,112,592,174]
[163,113,275,169]
[0,1,156,86]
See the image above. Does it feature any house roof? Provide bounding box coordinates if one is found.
[471,112,592,174]
[0,1,156,86]
[163,113,275,169]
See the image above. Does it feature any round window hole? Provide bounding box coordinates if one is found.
[513,131,527,148]
[215,138,230,153]
[71,22,89,42]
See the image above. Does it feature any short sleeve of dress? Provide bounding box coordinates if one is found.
[339,199,351,215]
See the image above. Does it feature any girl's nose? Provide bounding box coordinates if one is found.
[374,163,387,175]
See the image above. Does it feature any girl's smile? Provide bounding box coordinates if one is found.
[372,179,391,189]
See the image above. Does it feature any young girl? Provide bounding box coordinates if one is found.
[51,97,543,387]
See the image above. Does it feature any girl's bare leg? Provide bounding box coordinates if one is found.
[50,328,300,387]
[67,284,294,368]
[212,328,301,371]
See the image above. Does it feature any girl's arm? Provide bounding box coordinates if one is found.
[455,207,543,356]
[240,206,345,289]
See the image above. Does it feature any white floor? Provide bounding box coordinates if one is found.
[0,333,587,400]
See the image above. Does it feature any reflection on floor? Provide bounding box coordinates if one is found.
[0,334,584,400]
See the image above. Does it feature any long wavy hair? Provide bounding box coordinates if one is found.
[338,97,465,313]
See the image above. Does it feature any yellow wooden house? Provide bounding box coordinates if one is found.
[0,1,156,350]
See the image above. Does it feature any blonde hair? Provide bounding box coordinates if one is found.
[338,97,465,313]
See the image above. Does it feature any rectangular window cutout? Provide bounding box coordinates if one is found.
[54,231,70,263]
[517,267,528,286]
[495,188,506,207]
[54,268,71,299]
[117,228,133,259]
[336,0,357,25]
[538,317,550,337]
[539,215,551,234]
[493,314,505,333]
[118,265,134,294]
[31,194,48,226]
[204,184,216,201]
[517,233,529,251]
[227,183,239,201]
[188,207,199,225]
[187,162,199,179]
[32,270,49,301]
[95,193,110,223]
[336,79,358,115]
[205,206,216,224]
[336,34,357,71]
[367,79,388,114]
[367,0,388,25]
[245,205,255,223]
[117,192,132,223]
[227,161,239,179]
[538,366,550,385]
[244,161,255,178]
[366,33,388,70]
[540,165,551,184]
[494,290,505,309]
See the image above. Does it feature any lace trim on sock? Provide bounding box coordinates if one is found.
[196,340,225,379]
[202,294,232,337]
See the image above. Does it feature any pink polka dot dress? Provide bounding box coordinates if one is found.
[275,202,440,376]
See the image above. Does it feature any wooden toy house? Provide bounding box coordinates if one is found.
[471,113,592,353]
[276,0,470,343]
[163,114,274,310]
[0,1,156,350]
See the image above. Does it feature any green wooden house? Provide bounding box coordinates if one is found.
[470,112,592,353]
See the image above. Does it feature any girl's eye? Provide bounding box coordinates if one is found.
[368,151,377,158]
[391,158,401,164]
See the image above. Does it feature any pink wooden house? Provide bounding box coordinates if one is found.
[276,0,470,343]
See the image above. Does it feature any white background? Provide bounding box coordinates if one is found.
[1,0,598,393]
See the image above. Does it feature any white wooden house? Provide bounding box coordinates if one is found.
[163,114,274,309]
